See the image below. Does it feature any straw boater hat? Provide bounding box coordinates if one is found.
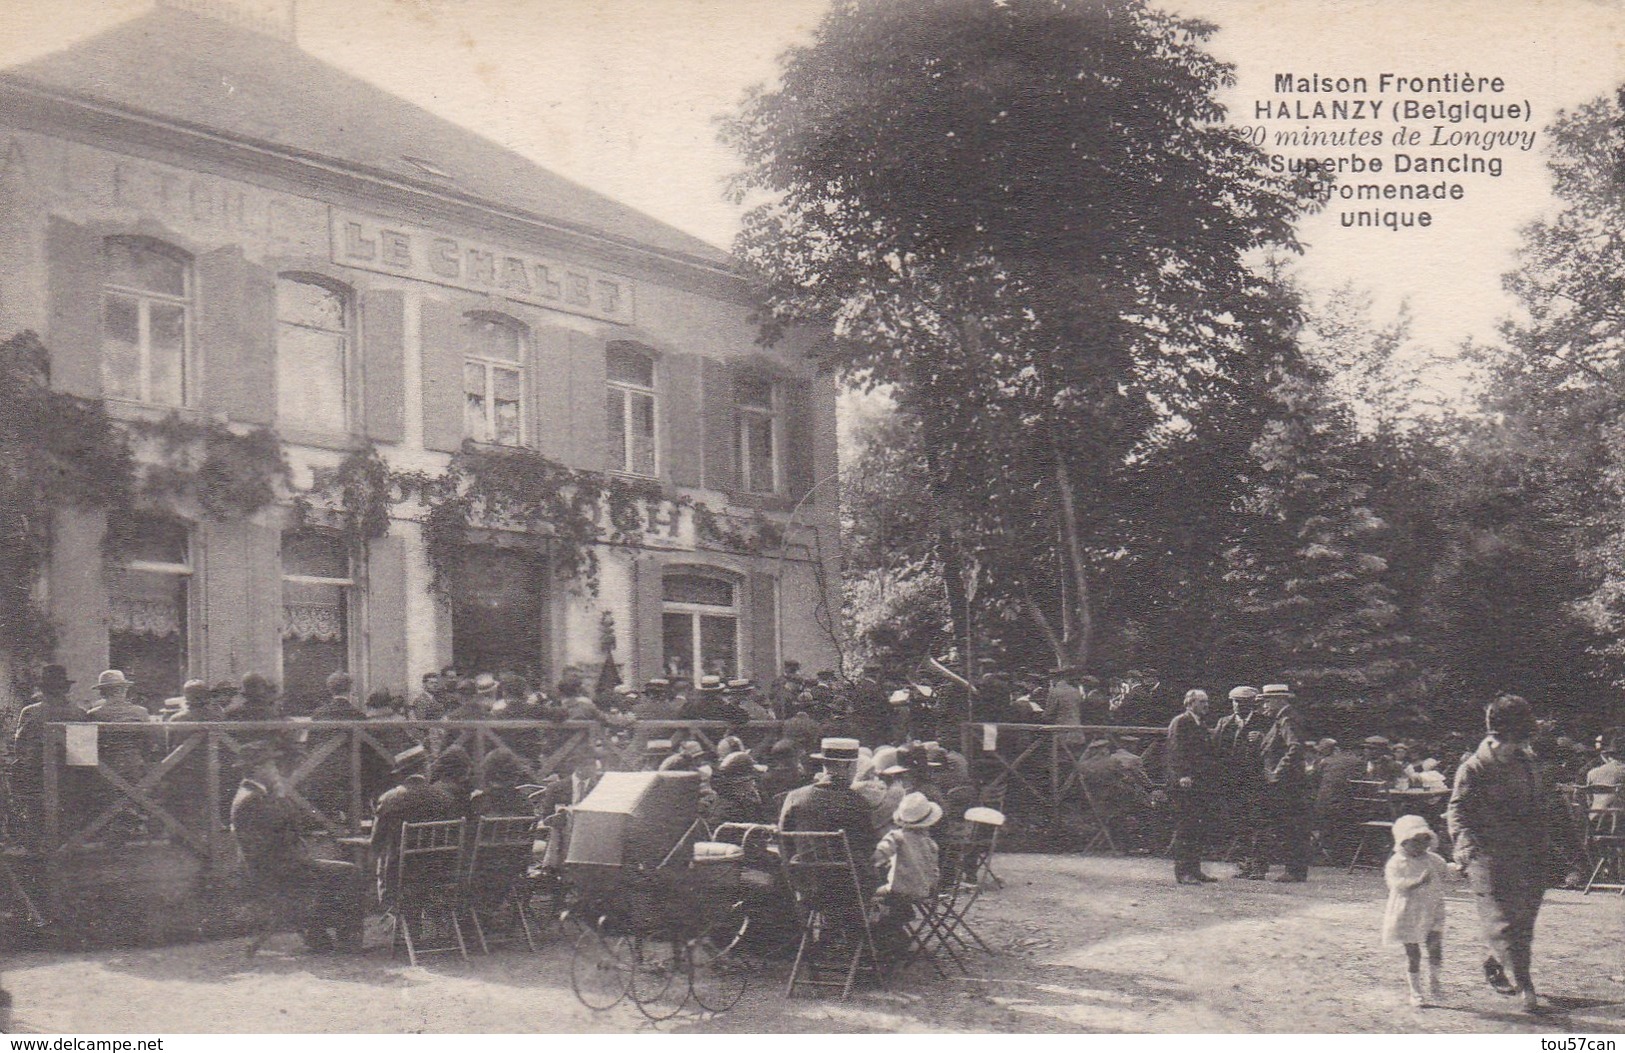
[697,675,725,693]
[872,745,904,777]
[391,744,428,776]
[474,673,500,696]
[894,791,943,830]
[810,737,861,763]
[644,737,674,757]
[1259,684,1294,699]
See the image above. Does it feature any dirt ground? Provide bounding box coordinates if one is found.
[4,853,1623,1034]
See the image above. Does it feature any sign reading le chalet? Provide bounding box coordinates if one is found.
[329,208,635,325]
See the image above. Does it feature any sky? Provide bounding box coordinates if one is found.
[2,0,1623,404]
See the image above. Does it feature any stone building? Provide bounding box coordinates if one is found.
[0,2,839,712]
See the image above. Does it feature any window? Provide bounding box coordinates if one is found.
[102,238,190,405]
[463,314,526,446]
[662,572,739,680]
[450,545,547,682]
[735,374,780,494]
[606,342,657,476]
[107,514,191,705]
[276,277,350,433]
[281,532,352,715]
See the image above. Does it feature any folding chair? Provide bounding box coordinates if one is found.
[1583,801,1625,895]
[391,818,469,966]
[1346,781,1395,873]
[464,815,542,953]
[780,830,885,999]
[914,838,995,969]
[960,806,1005,890]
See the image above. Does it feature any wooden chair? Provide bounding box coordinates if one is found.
[1583,798,1625,895]
[464,815,542,954]
[1346,780,1395,872]
[780,830,884,1000]
[391,818,469,966]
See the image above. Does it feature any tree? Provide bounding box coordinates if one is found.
[723,0,1321,673]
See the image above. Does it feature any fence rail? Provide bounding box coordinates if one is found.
[17,718,784,923]
[959,722,1169,829]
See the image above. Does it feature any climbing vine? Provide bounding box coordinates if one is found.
[0,332,135,669]
[292,443,396,549]
[125,412,290,522]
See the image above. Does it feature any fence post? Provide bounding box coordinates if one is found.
[349,728,364,834]
[204,730,222,873]
[41,724,62,915]
[1050,730,1061,829]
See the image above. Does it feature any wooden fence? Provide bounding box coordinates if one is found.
[959,722,1169,830]
[19,718,783,932]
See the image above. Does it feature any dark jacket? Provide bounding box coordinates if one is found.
[1447,737,1551,866]
[1259,705,1307,787]
[1166,710,1215,785]
[779,775,878,865]
[230,778,314,883]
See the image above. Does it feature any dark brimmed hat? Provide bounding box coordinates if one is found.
[40,664,73,693]
[430,745,472,782]
[716,751,767,777]
[810,737,861,763]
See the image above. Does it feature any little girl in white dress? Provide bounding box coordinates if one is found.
[1383,813,1450,1006]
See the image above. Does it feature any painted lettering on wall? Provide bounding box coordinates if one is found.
[329,208,635,325]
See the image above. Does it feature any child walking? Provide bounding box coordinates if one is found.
[1383,813,1450,1006]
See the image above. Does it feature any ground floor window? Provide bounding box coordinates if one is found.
[107,514,191,707]
[451,545,547,683]
[662,572,739,680]
[281,531,352,714]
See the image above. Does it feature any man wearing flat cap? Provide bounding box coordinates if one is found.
[1214,685,1267,879]
[1257,683,1311,882]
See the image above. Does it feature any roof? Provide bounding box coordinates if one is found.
[3,6,731,268]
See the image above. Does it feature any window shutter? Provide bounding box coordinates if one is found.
[366,533,408,697]
[701,357,737,492]
[784,376,817,502]
[196,246,276,424]
[634,555,665,686]
[748,571,779,681]
[360,289,405,443]
[530,325,571,458]
[45,217,106,398]
[664,352,703,488]
[568,330,608,471]
[419,298,464,453]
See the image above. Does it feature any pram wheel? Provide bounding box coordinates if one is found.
[631,936,689,1020]
[688,900,750,1013]
[570,925,632,1010]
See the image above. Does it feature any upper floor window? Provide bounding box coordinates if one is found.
[102,238,190,406]
[735,373,780,494]
[463,314,526,446]
[606,342,657,476]
[277,276,350,433]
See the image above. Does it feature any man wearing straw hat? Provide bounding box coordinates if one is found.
[779,737,878,869]
[1257,683,1311,883]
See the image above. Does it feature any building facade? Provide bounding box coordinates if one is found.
[0,4,839,712]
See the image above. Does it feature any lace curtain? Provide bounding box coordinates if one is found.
[282,601,344,642]
[109,596,181,637]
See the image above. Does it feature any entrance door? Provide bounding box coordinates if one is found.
[451,545,548,683]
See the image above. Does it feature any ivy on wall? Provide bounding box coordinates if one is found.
[292,443,395,550]
[126,413,290,522]
[0,332,135,668]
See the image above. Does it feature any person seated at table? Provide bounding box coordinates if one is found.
[871,791,942,958]
[1362,736,1403,786]
[1587,735,1624,817]
[231,740,367,953]
[1412,758,1449,792]
[470,749,533,819]
[370,746,470,906]
[1076,737,1159,854]
[708,750,771,826]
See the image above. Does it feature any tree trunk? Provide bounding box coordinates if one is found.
[1050,450,1093,669]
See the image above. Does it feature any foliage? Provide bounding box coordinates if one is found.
[292,443,396,548]
[0,332,135,668]
[402,442,782,598]
[126,412,289,522]
[723,0,1323,672]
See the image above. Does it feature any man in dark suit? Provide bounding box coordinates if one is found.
[779,737,878,868]
[1167,689,1218,884]
[230,740,366,952]
[1213,685,1267,878]
[1257,683,1311,883]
